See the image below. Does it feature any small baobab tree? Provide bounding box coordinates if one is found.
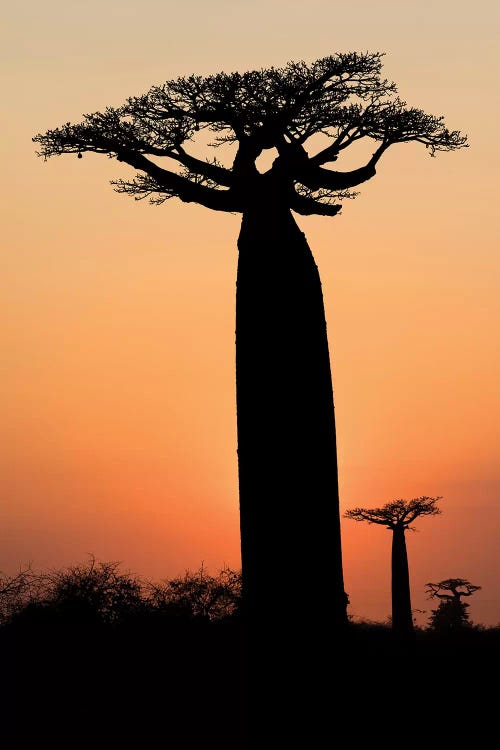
[33,54,466,633]
[345,496,442,639]
[426,578,481,632]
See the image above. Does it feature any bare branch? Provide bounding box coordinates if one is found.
[426,578,481,601]
[290,191,342,217]
[175,146,233,186]
[0,564,42,624]
[115,150,241,212]
[298,142,388,191]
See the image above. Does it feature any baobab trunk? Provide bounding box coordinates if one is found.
[391,524,414,639]
[236,199,347,745]
[235,198,347,633]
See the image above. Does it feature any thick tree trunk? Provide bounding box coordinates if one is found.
[235,197,349,747]
[235,202,347,632]
[391,525,414,639]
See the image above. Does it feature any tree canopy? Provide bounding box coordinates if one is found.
[344,496,443,530]
[426,578,481,632]
[426,578,481,600]
[33,52,467,216]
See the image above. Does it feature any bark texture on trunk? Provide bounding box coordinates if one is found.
[391,524,414,639]
[235,200,347,632]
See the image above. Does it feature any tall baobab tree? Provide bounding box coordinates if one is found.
[426,578,481,632]
[345,496,442,639]
[33,53,466,632]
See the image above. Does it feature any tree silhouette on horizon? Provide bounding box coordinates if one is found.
[426,577,481,632]
[345,496,443,639]
[33,53,466,636]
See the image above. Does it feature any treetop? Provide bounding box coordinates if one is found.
[33,52,467,215]
[344,496,443,530]
[426,578,482,599]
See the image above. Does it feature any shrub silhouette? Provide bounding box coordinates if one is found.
[4,557,242,632]
[146,564,241,622]
[0,565,41,626]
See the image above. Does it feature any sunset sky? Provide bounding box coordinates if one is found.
[2,1,499,627]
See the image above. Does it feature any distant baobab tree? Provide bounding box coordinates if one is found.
[426,577,481,632]
[33,53,466,633]
[345,496,442,639]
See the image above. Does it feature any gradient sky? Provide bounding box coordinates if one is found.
[2,1,499,626]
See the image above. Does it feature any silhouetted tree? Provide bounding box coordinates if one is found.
[33,53,466,632]
[345,496,442,639]
[426,578,481,632]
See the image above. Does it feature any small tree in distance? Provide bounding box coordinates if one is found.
[426,577,481,633]
[344,496,442,640]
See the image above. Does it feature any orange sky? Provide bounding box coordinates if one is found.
[2,1,499,627]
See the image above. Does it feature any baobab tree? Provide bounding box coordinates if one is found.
[345,496,442,639]
[426,577,481,632]
[33,53,466,632]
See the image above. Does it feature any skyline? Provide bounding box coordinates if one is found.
[2,1,499,627]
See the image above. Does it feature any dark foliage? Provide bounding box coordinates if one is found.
[2,557,242,631]
[426,577,481,632]
[1,560,499,749]
[428,597,473,631]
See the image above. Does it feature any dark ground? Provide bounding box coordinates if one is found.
[3,617,499,749]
